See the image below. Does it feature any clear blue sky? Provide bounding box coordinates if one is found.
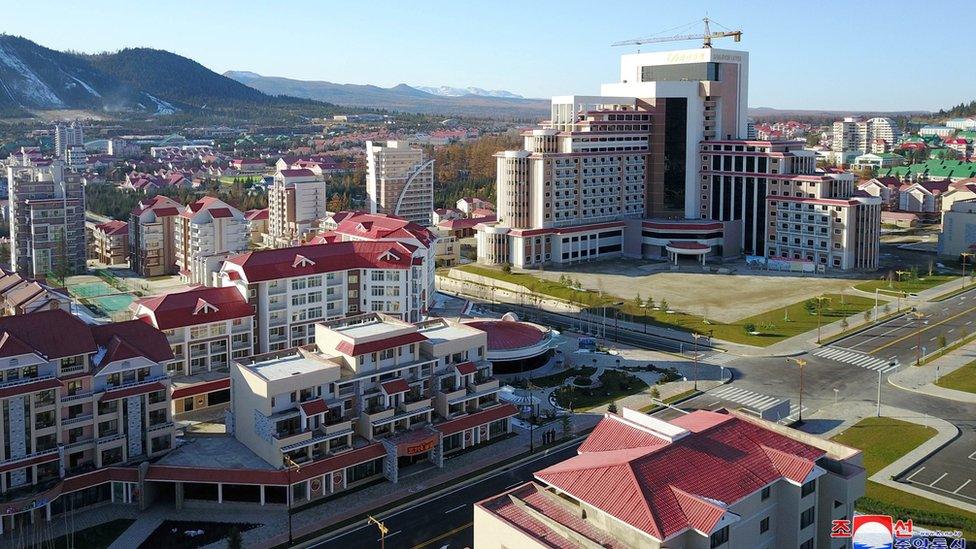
[4,0,972,111]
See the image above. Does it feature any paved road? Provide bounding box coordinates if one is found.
[308,441,583,549]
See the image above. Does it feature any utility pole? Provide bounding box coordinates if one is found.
[962,252,973,288]
[367,515,389,549]
[912,311,927,365]
[876,367,889,417]
[691,333,702,391]
[788,358,807,424]
[283,455,301,546]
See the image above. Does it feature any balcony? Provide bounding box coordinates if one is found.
[438,385,466,403]
[96,432,125,446]
[273,428,311,450]
[361,406,394,424]
[63,413,94,426]
[467,378,500,396]
[322,417,354,436]
[399,396,432,414]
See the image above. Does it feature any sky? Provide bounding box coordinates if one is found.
[3,0,973,112]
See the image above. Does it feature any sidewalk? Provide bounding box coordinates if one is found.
[888,343,976,403]
[798,402,976,515]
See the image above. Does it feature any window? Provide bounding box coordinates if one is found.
[801,479,816,497]
[760,517,770,534]
[709,526,729,548]
[800,539,814,549]
[761,486,770,500]
[800,506,815,529]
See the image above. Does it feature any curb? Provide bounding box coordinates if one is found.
[887,373,976,404]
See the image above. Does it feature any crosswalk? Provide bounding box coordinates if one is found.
[812,347,899,373]
[702,351,737,366]
[708,386,806,422]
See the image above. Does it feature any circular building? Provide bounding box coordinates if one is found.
[464,314,554,374]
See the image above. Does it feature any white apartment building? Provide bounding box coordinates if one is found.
[175,196,249,286]
[365,141,434,226]
[7,160,87,278]
[230,313,514,488]
[129,195,182,277]
[132,286,255,418]
[217,240,430,354]
[65,145,88,172]
[919,125,954,138]
[938,198,976,257]
[831,117,900,155]
[54,123,84,158]
[475,408,865,549]
[946,117,976,130]
[267,168,328,246]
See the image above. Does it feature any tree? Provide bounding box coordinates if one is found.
[227,527,242,549]
[501,263,512,274]
[938,333,947,354]
[840,318,849,331]
[743,322,757,334]
[560,414,572,438]
[864,309,873,322]
[646,296,655,309]
[660,299,670,312]
[607,400,618,414]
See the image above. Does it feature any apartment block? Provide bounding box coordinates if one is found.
[0,268,71,316]
[245,208,269,245]
[132,286,254,419]
[92,220,129,266]
[53,123,84,158]
[230,313,515,495]
[831,117,900,156]
[366,140,434,226]
[7,161,87,278]
[175,197,249,286]
[0,310,175,513]
[475,408,865,549]
[129,195,182,277]
[217,239,430,354]
[267,169,328,246]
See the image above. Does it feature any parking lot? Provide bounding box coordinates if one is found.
[900,425,976,505]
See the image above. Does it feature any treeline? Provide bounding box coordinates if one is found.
[938,100,976,119]
[86,181,268,220]
[430,133,520,208]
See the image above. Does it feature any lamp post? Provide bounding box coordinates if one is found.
[962,252,974,288]
[526,379,538,453]
[788,358,807,424]
[691,333,703,391]
[911,311,928,365]
[367,515,389,549]
[814,295,830,343]
[283,455,301,546]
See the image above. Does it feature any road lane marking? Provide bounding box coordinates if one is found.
[930,472,948,487]
[847,322,916,350]
[905,467,926,482]
[953,479,972,494]
[411,522,473,549]
[505,481,522,489]
[445,504,466,513]
[380,530,402,541]
[907,480,976,504]
[869,306,976,354]
[968,449,976,460]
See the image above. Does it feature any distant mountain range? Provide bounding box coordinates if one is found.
[224,71,548,119]
[0,34,338,121]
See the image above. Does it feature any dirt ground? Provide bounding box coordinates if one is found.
[532,259,868,323]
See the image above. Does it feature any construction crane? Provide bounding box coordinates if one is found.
[612,17,742,49]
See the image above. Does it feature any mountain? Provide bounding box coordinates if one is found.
[0,35,341,121]
[412,85,523,99]
[224,71,548,119]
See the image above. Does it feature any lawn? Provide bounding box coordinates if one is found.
[831,417,976,539]
[935,358,976,394]
[553,370,648,410]
[526,366,596,388]
[457,265,875,347]
[52,518,134,549]
[854,274,958,295]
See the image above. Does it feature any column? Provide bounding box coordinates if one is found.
[259,485,265,506]
[45,503,51,522]
[217,483,223,503]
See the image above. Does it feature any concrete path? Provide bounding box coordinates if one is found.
[888,343,976,403]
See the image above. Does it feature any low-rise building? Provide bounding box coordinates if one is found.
[245,208,269,245]
[938,198,976,258]
[857,177,901,210]
[230,313,515,488]
[230,158,266,173]
[133,286,254,419]
[92,220,129,266]
[853,152,903,170]
[474,408,865,549]
[0,268,71,316]
[432,227,460,266]
[175,197,249,286]
[129,195,182,277]
[898,179,951,217]
[881,211,920,228]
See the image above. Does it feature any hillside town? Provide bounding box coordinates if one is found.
[0,7,974,549]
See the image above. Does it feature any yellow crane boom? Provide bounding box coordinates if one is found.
[612,17,742,49]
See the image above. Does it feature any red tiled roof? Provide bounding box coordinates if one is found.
[278,168,316,177]
[99,381,166,402]
[578,415,671,453]
[300,398,328,416]
[380,379,411,395]
[534,410,825,540]
[135,286,253,330]
[0,449,61,474]
[171,377,230,399]
[90,320,174,368]
[434,403,518,436]
[224,241,416,283]
[437,215,496,231]
[454,362,477,375]
[333,211,436,248]
[0,377,61,399]
[208,207,234,219]
[336,331,428,357]
[0,309,96,359]
[245,208,269,221]
[95,220,128,235]
[0,331,36,359]
[667,241,710,250]
[464,319,546,351]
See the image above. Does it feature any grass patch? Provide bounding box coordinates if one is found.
[919,331,976,366]
[138,521,258,549]
[935,358,976,394]
[639,388,699,413]
[830,417,976,539]
[553,370,647,410]
[457,265,874,347]
[51,518,134,549]
[854,274,958,295]
[523,366,596,388]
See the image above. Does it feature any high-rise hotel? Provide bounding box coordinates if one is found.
[477,47,880,271]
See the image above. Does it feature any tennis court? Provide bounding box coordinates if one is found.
[69,279,135,314]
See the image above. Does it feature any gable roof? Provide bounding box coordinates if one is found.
[0,309,96,359]
[534,410,825,540]
[135,286,253,330]
[333,211,436,248]
[223,241,416,283]
[95,220,128,236]
[90,320,174,369]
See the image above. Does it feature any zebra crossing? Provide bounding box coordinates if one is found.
[812,346,900,373]
[708,385,806,422]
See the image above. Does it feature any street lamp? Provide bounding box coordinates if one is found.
[788,358,807,424]
[367,515,389,549]
[813,295,830,343]
[283,454,302,546]
[691,333,703,391]
[526,379,539,453]
[962,252,974,288]
[911,311,928,365]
